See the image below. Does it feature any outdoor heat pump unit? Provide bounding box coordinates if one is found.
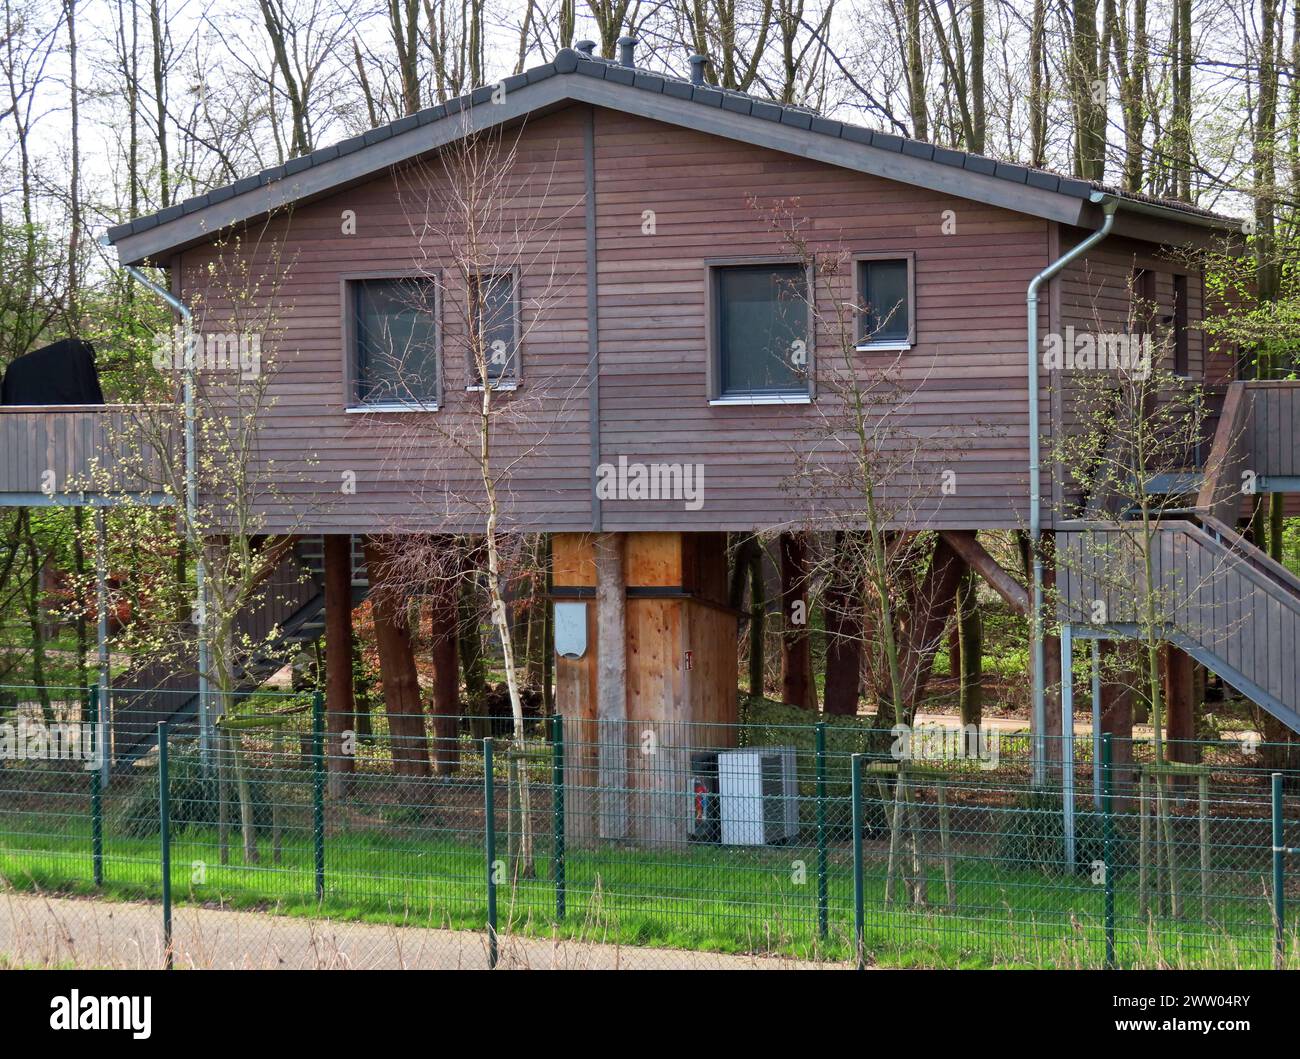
[716,746,800,846]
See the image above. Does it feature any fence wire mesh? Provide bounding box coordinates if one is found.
[0,683,1297,969]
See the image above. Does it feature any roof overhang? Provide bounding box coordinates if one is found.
[107,52,1241,266]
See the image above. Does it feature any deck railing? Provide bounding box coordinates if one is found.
[0,404,173,501]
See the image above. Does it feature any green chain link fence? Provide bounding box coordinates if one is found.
[0,683,1297,969]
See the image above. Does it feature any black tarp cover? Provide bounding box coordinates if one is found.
[1,339,104,405]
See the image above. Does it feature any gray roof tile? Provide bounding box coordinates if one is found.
[106,46,1236,245]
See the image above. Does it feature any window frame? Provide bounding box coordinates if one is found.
[340,270,443,412]
[854,251,916,350]
[466,265,522,391]
[705,255,816,405]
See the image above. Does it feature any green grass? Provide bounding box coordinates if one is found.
[1,810,1292,969]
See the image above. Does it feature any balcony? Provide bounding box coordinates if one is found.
[0,405,173,506]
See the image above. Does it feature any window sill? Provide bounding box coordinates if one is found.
[709,393,812,407]
[855,341,912,353]
[345,402,439,413]
[465,381,520,392]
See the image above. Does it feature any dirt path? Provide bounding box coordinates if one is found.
[0,892,839,970]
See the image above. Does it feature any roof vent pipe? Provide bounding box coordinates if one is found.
[575,40,596,56]
[688,54,707,85]
[618,36,637,67]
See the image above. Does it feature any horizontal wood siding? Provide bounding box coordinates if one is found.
[153,104,1221,535]
[593,108,1048,532]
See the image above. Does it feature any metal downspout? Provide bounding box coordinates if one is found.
[109,245,210,762]
[1026,192,1118,784]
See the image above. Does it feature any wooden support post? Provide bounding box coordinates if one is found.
[748,542,765,698]
[323,535,355,798]
[823,531,864,716]
[428,545,460,775]
[1139,772,1150,918]
[939,530,1029,614]
[1100,641,1137,810]
[595,533,628,840]
[896,534,964,718]
[779,531,816,710]
[936,777,955,909]
[956,564,982,727]
[1041,534,1063,771]
[1162,643,1196,765]
[363,536,431,780]
[1198,772,1211,922]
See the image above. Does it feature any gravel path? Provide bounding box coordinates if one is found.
[0,891,839,970]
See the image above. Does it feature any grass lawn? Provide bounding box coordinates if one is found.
[0,809,1290,969]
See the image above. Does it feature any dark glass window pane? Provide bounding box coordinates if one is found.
[354,278,438,404]
[716,265,809,396]
[1173,273,1189,376]
[471,273,517,383]
[860,259,910,343]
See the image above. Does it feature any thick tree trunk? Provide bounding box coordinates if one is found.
[823,532,863,716]
[323,534,355,797]
[779,531,816,710]
[363,537,430,779]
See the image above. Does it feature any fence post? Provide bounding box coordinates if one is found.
[312,690,325,903]
[158,721,173,970]
[815,722,828,940]
[1102,733,1115,969]
[551,715,566,922]
[88,685,103,887]
[851,752,865,969]
[484,737,498,968]
[1274,772,1285,970]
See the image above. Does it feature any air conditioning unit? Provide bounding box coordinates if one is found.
[717,746,800,846]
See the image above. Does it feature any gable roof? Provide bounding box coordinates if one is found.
[106,47,1241,265]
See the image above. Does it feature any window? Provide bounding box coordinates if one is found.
[1172,273,1189,376]
[349,277,439,407]
[711,263,810,400]
[857,256,913,346]
[469,271,519,387]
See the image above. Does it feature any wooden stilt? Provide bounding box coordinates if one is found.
[1139,772,1150,917]
[779,531,815,710]
[427,544,460,775]
[323,535,355,798]
[937,777,955,909]
[595,533,628,840]
[363,536,431,780]
[1198,772,1211,922]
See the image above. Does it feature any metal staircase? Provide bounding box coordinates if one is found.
[109,535,368,764]
[1059,380,1300,734]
